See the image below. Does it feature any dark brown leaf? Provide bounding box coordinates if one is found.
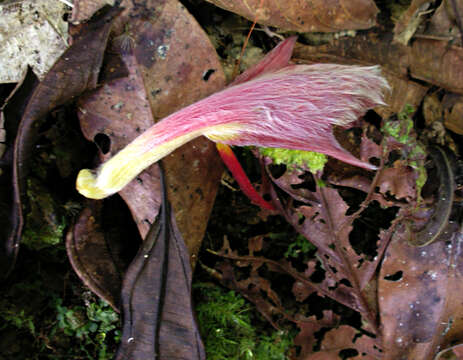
[294,311,339,359]
[0,6,120,279]
[377,161,419,201]
[206,0,379,32]
[116,169,205,360]
[426,0,463,44]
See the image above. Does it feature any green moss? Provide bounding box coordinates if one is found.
[259,148,327,173]
[55,298,120,359]
[194,283,293,360]
[382,104,427,200]
[284,234,316,259]
[382,104,415,144]
[22,178,65,250]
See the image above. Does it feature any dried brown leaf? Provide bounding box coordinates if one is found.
[379,221,463,360]
[293,311,340,359]
[206,0,379,32]
[71,0,114,23]
[377,161,419,201]
[426,0,463,43]
[410,39,463,94]
[302,325,381,359]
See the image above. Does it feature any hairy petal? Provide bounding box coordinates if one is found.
[77,63,388,199]
[231,36,296,85]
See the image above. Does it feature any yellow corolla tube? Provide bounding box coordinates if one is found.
[76,128,205,199]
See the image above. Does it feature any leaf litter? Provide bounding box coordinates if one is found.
[1,0,463,359]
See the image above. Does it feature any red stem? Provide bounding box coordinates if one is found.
[216,143,275,210]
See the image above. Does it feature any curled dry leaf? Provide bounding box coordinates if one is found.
[426,0,463,43]
[66,200,140,312]
[393,0,434,45]
[0,5,120,279]
[205,0,379,32]
[71,0,115,23]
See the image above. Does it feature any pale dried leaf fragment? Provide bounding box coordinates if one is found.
[393,0,434,45]
[0,0,69,83]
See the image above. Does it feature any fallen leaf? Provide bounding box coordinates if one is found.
[116,169,205,359]
[426,0,463,43]
[205,0,379,32]
[294,311,339,359]
[379,220,463,360]
[307,325,381,359]
[377,161,419,201]
[410,39,463,94]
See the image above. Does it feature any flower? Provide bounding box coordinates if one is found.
[76,37,389,200]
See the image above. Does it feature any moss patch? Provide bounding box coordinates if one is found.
[259,148,328,173]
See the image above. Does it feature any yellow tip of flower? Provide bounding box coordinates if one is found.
[76,169,110,200]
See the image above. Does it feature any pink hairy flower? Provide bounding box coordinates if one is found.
[76,37,389,200]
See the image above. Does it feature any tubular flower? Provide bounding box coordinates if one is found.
[77,39,389,200]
